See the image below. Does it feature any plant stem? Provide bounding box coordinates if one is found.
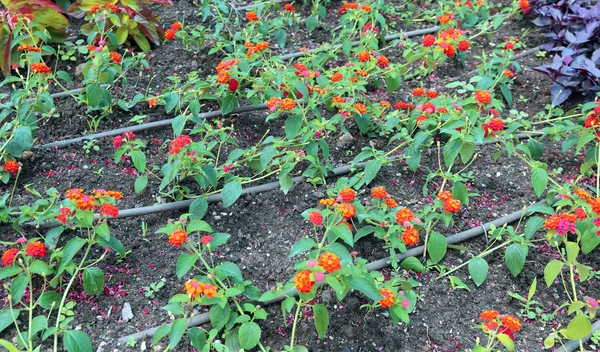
[53,240,93,351]
[289,298,303,350]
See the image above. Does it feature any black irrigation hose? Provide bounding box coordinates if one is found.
[36,103,268,149]
[559,320,600,352]
[278,26,440,61]
[117,196,548,344]
[34,33,545,151]
[235,0,292,11]
[27,133,532,230]
[0,84,109,111]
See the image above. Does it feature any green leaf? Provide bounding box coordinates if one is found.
[275,28,287,48]
[172,115,186,136]
[452,182,467,204]
[210,305,230,332]
[163,92,179,113]
[496,333,515,351]
[170,318,187,349]
[566,315,592,340]
[129,150,146,173]
[30,260,55,276]
[565,241,579,264]
[468,257,489,286]
[86,84,102,108]
[238,321,261,349]
[448,275,471,291]
[524,217,544,240]
[0,309,20,334]
[39,291,61,310]
[349,277,383,301]
[188,328,206,350]
[0,266,23,281]
[505,243,527,277]
[279,174,294,195]
[401,257,424,273]
[11,276,28,303]
[531,168,548,197]
[0,339,19,352]
[290,238,317,257]
[260,146,276,170]
[63,330,92,352]
[443,138,463,168]
[285,115,302,139]
[220,94,238,115]
[217,262,243,283]
[500,84,512,106]
[221,181,242,208]
[189,198,208,220]
[83,267,104,295]
[176,253,197,279]
[7,126,32,157]
[364,160,382,185]
[313,304,329,339]
[386,70,402,92]
[134,175,148,193]
[306,15,318,32]
[427,232,447,264]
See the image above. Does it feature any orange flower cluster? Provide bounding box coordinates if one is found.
[357,50,371,62]
[282,3,296,11]
[336,203,357,220]
[3,160,19,174]
[474,90,492,105]
[90,4,119,14]
[480,310,521,340]
[31,62,51,74]
[294,269,315,293]
[109,52,121,64]
[319,198,336,207]
[64,188,121,214]
[168,229,188,247]
[2,248,19,267]
[402,226,419,246]
[318,252,341,273]
[354,103,367,115]
[339,187,356,202]
[18,45,40,53]
[184,279,218,298]
[422,28,468,57]
[246,11,258,21]
[331,72,343,82]
[246,41,269,58]
[385,198,399,208]
[25,241,47,258]
[379,288,395,308]
[396,208,414,223]
[216,59,239,74]
[371,186,388,199]
[437,191,461,213]
[437,13,454,24]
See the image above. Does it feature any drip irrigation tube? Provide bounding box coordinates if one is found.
[278,26,440,61]
[117,196,548,344]
[27,132,532,230]
[36,103,268,149]
[34,27,543,152]
[235,0,292,11]
[0,85,109,111]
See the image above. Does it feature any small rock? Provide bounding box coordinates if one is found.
[336,133,353,148]
[96,341,107,352]
[140,341,147,351]
[122,302,134,322]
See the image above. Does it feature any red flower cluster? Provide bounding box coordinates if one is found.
[109,52,121,63]
[308,211,323,226]
[26,241,47,258]
[169,135,192,155]
[480,310,521,340]
[31,62,51,74]
[482,118,506,137]
[18,45,41,53]
[112,131,136,148]
[246,11,258,21]
[3,160,19,174]
[168,229,188,247]
[474,90,492,105]
[245,41,269,58]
